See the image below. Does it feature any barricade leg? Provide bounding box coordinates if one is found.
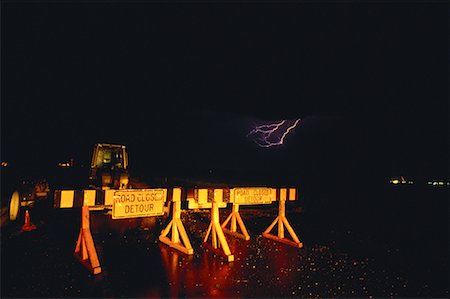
[159,188,194,255]
[203,200,234,262]
[74,206,102,274]
[221,203,250,240]
[262,197,303,248]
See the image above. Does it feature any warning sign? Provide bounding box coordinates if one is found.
[112,189,166,219]
[232,188,275,205]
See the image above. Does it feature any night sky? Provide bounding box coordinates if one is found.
[1,2,448,185]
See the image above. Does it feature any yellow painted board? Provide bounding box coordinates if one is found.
[172,188,182,202]
[280,188,287,201]
[104,189,115,206]
[197,189,208,203]
[214,189,223,202]
[271,188,277,200]
[188,200,227,209]
[83,190,96,206]
[289,188,297,201]
[60,190,74,208]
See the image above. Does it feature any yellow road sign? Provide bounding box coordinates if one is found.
[112,189,166,219]
[232,188,275,205]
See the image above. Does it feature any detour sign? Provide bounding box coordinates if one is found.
[232,187,275,205]
[112,189,167,219]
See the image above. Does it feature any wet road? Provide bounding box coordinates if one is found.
[1,187,448,298]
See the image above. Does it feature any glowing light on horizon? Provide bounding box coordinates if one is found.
[247,118,301,148]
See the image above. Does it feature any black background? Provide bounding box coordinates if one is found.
[2,2,448,184]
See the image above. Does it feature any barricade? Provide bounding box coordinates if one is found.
[221,202,250,240]
[202,189,234,262]
[159,188,193,254]
[54,189,116,209]
[54,186,302,273]
[65,188,169,274]
[185,187,303,259]
[187,187,302,247]
[222,187,276,241]
[262,188,303,248]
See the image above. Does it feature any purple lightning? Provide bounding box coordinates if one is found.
[247,118,301,147]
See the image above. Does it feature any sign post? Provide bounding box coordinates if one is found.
[203,189,234,262]
[159,188,194,255]
[221,187,275,240]
[221,203,250,240]
[74,206,102,274]
[262,188,303,248]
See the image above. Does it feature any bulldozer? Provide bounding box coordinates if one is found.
[89,143,129,190]
[7,143,130,222]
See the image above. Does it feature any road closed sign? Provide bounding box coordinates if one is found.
[112,189,167,219]
[232,188,275,205]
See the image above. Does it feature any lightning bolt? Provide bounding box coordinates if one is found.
[247,118,301,147]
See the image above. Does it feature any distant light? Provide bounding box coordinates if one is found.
[391,179,399,184]
[58,162,71,167]
[1,161,7,167]
[427,181,432,185]
[408,181,414,184]
[430,181,446,186]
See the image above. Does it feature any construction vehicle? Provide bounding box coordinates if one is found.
[7,143,130,222]
[8,179,50,221]
[89,143,129,190]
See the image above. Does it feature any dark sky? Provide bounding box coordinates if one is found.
[1,2,448,182]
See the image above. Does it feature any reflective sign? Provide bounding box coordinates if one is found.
[232,188,275,205]
[112,189,166,219]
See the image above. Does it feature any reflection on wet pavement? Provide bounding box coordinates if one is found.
[1,199,448,298]
[155,210,405,298]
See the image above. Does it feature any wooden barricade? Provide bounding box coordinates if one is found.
[203,189,234,262]
[159,188,194,255]
[74,206,102,274]
[73,188,168,274]
[262,188,303,248]
[221,203,250,240]
[66,186,302,274]
[220,187,274,241]
[219,187,303,249]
